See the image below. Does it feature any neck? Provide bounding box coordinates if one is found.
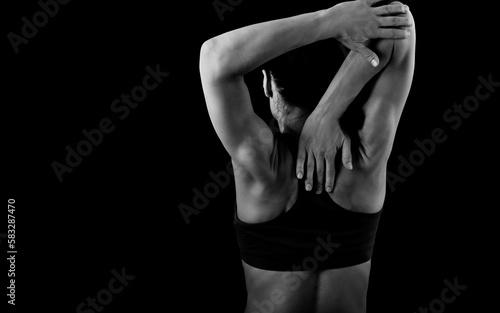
[282,111,307,138]
[283,123,303,138]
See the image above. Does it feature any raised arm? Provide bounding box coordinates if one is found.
[296,3,414,194]
[296,40,395,193]
[199,0,411,180]
[200,11,333,181]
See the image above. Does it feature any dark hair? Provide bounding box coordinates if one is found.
[262,39,340,117]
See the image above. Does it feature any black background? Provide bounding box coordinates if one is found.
[3,0,498,312]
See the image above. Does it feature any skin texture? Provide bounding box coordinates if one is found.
[239,13,415,313]
[242,260,372,313]
[244,25,416,311]
[200,1,415,312]
[296,5,414,194]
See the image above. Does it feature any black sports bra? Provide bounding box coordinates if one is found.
[233,134,382,271]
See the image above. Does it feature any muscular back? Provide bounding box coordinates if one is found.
[237,11,415,312]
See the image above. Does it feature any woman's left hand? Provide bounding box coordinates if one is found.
[296,109,352,194]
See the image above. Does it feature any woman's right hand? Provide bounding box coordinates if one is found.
[325,0,412,67]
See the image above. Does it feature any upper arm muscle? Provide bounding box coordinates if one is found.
[201,72,274,179]
[358,15,416,164]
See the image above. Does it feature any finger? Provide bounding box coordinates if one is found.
[374,28,411,39]
[296,145,306,179]
[342,136,353,170]
[378,16,413,27]
[305,152,315,192]
[314,152,325,194]
[373,3,407,16]
[324,154,336,193]
[353,44,380,67]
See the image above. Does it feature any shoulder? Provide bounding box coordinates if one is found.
[232,128,278,182]
[233,131,296,185]
[234,133,299,223]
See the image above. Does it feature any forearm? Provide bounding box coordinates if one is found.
[315,39,394,119]
[200,9,333,78]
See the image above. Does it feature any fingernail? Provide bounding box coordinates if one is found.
[371,59,378,67]
[326,187,332,193]
[306,184,312,191]
[404,5,409,12]
[347,162,353,170]
[297,172,303,179]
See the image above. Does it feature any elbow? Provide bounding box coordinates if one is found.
[394,11,416,61]
[200,38,218,64]
[199,38,232,81]
[391,11,416,64]
[368,12,415,67]
[199,39,218,80]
